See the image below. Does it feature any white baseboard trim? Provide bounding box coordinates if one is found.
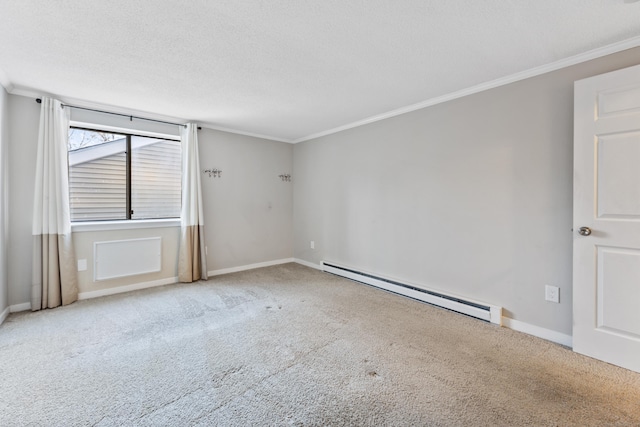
[502,317,573,348]
[0,306,9,325]
[8,259,300,309]
[9,302,31,313]
[78,276,178,300]
[208,258,295,277]
[293,258,323,270]
[3,268,572,351]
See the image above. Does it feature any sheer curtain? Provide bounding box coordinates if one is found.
[178,123,207,282]
[31,97,78,310]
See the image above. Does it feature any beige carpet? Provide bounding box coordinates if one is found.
[1,263,639,426]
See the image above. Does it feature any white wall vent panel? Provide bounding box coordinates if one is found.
[94,237,161,281]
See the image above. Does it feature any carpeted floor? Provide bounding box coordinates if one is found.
[1,263,639,426]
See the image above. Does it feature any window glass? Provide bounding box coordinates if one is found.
[68,128,181,222]
[131,136,181,219]
[69,130,127,221]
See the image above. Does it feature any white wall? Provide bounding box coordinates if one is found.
[0,85,9,317]
[293,47,640,336]
[7,94,293,306]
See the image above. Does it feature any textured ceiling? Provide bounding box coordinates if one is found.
[1,1,640,142]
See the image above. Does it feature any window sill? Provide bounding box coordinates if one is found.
[71,218,181,233]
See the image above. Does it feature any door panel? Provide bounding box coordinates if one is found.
[597,133,640,218]
[574,63,640,373]
[598,84,640,117]
[597,247,640,338]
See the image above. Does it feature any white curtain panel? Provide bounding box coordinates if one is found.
[178,123,208,282]
[31,97,78,310]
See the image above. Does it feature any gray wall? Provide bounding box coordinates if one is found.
[0,86,8,314]
[7,95,36,307]
[7,94,293,305]
[5,47,639,335]
[293,47,640,336]
[199,128,294,270]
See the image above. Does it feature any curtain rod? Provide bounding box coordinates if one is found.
[35,98,200,129]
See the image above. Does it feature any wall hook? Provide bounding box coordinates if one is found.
[204,168,222,178]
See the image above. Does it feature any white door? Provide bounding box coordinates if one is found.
[574,63,640,373]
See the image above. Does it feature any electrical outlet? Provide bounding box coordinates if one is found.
[310,241,315,249]
[545,285,560,303]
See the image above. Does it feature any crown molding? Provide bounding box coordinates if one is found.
[5,34,640,145]
[196,120,293,143]
[292,35,640,143]
[8,84,295,143]
[0,66,13,93]
[9,85,192,126]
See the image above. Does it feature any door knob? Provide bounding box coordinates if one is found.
[578,227,592,236]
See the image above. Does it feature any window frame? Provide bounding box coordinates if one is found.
[68,124,182,225]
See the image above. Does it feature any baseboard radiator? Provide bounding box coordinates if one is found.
[322,262,502,325]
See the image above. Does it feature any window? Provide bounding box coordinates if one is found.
[68,128,181,222]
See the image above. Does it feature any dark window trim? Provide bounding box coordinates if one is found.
[125,135,132,219]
